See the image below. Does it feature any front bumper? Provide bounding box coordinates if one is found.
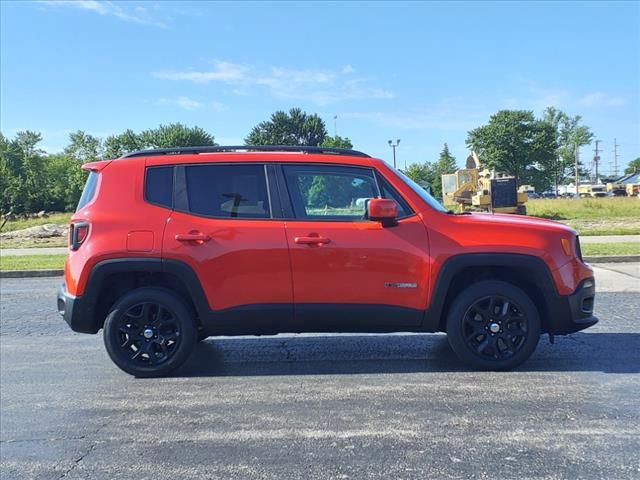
[57,283,100,334]
[550,277,598,334]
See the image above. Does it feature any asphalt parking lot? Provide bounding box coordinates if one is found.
[1,264,639,479]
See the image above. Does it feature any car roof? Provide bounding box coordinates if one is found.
[117,145,379,168]
[122,145,370,159]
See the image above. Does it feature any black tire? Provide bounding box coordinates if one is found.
[103,287,197,377]
[446,281,540,371]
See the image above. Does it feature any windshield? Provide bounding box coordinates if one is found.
[392,167,448,213]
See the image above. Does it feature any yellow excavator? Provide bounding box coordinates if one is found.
[441,152,528,215]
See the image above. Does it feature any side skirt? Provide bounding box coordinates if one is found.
[201,303,435,336]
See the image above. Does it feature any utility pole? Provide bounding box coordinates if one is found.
[555,153,560,197]
[592,140,601,183]
[333,115,338,137]
[613,138,620,178]
[575,143,580,194]
[388,139,400,169]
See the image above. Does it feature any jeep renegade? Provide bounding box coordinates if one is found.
[57,146,597,377]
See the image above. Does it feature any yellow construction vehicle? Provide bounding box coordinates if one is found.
[441,152,528,215]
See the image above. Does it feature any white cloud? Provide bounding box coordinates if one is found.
[153,61,394,106]
[37,1,168,28]
[210,101,227,112]
[579,92,625,107]
[157,96,203,111]
[154,61,249,84]
[500,87,571,111]
[498,80,626,111]
[156,97,227,112]
[342,97,487,131]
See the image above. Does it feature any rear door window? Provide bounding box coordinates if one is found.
[184,164,270,219]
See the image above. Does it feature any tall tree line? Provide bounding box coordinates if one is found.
[0,113,353,215]
[1,106,610,215]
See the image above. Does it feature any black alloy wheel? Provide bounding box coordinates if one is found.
[461,295,528,360]
[103,287,197,377]
[446,281,541,370]
[116,302,181,366]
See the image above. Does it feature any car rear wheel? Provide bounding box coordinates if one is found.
[103,287,197,377]
[446,281,540,370]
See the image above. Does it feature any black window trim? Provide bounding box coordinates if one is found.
[173,162,276,221]
[143,165,175,211]
[276,162,416,223]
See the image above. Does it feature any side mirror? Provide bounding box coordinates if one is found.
[367,198,398,227]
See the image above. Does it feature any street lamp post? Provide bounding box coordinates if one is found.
[388,139,400,169]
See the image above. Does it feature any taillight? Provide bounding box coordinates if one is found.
[70,222,89,250]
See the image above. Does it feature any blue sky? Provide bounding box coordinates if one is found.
[1,1,639,174]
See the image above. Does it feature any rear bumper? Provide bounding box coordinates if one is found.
[550,277,598,335]
[57,283,100,334]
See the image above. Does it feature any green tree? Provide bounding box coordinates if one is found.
[103,124,215,158]
[140,123,216,149]
[320,135,353,149]
[404,161,436,191]
[64,131,102,162]
[542,107,593,189]
[58,130,104,209]
[45,153,82,211]
[0,131,51,214]
[245,108,327,146]
[624,157,640,175]
[430,143,457,199]
[466,110,557,191]
[103,129,145,159]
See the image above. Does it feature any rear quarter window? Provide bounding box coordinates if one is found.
[145,166,174,209]
[76,171,98,211]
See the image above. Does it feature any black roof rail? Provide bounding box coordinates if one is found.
[121,145,371,159]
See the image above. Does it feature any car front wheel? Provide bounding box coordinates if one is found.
[446,281,541,370]
[103,287,197,377]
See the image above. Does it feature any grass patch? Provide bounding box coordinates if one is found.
[0,254,66,271]
[527,198,640,236]
[581,242,640,257]
[0,212,71,233]
[527,197,639,220]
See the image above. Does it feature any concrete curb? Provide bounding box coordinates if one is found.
[2,255,639,278]
[0,269,64,278]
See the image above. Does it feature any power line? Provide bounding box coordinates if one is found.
[613,138,620,178]
[592,140,601,183]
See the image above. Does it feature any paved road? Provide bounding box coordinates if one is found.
[1,234,638,256]
[580,234,640,244]
[1,267,639,479]
[0,246,68,257]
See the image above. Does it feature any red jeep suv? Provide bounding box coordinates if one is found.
[57,146,597,377]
